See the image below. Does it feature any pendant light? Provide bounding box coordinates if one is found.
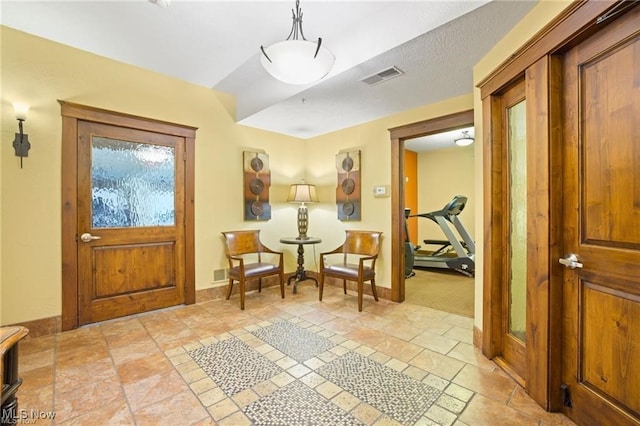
[454,130,474,147]
[260,0,335,85]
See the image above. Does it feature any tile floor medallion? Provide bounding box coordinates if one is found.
[189,336,282,395]
[316,351,442,425]
[182,318,470,425]
[243,380,363,425]
[250,319,337,362]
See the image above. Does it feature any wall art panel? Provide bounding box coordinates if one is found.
[243,151,271,221]
[336,150,361,221]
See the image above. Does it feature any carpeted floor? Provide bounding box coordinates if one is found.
[405,268,475,318]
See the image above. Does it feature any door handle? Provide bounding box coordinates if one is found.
[559,253,583,269]
[80,233,101,243]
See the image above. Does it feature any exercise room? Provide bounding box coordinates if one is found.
[404,127,475,318]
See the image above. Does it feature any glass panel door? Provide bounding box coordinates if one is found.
[75,119,186,326]
[91,137,175,228]
[508,100,527,342]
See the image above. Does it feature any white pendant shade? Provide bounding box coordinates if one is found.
[454,137,474,147]
[261,40,335,85]
[454,130,474,146]
[260,0,335,85]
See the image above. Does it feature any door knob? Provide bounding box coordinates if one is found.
[559,253,583,269]
[80,233,101,243]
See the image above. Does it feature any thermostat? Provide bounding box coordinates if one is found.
[373,185,389,197]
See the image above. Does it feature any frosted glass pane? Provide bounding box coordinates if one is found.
[92,137,175,228]
[508,100,527,342]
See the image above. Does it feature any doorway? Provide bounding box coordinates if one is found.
[60,102,197,331]
[388,110,474,308]
[403,127,476,318]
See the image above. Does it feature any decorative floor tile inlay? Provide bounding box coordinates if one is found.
[189,337,282,395]
[243,380,363,426]
[251,320,337,362]
[316,351,442,424]
[182,318,475,425]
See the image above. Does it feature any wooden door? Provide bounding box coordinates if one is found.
[561,8,640,425]
[76,121,187,325]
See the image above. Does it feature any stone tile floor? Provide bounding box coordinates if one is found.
[16,284,576,425]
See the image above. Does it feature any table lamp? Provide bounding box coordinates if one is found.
[287,182,319,240]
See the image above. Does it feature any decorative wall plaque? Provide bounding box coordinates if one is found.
[243,151,271,221]
[336,150,361,221]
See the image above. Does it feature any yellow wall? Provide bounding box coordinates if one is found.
[305,95,474,289]
[1,0,573,329]
[0,27,306,325]
[416,145,475,243]
[0,26,472,326]
[472,0,573,328]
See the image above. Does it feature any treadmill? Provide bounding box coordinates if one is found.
[410,195,475,277]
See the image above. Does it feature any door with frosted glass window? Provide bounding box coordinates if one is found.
[500,81,527,381]
[77,121,186,324]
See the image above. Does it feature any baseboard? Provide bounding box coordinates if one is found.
[196,274,295,303]
[197,272,393,302]
[473,326,482,349]
[3,315,62,339]
[6,272,394,338]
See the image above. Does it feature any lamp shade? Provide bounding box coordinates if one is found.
[287,183,319,203]
[13,103,29,121]
[261,40,335,85]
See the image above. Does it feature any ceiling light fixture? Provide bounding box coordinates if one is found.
[148,0,170,7]
[260,0,335,85]
[454,130,474,147]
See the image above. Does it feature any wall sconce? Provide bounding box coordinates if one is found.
[12,103,31,168]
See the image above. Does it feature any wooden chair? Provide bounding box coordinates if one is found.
[221,230,284,310]
[319,230,382,311]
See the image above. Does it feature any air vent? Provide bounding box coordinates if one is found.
[361,66,404,86]
[213,268,227,282]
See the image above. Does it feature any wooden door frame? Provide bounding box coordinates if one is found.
[478,0,626,411]
[388,109,474,304]
[59,101,197,331]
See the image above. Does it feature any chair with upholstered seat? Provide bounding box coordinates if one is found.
[221,230,284,310]
[319,230,382,311]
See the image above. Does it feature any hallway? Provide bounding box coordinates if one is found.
[17,284,574,425]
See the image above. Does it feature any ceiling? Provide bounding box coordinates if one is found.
[1,0,537,146]
[406,126,474,152]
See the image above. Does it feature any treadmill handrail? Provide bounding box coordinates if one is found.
[409,195,468,223]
